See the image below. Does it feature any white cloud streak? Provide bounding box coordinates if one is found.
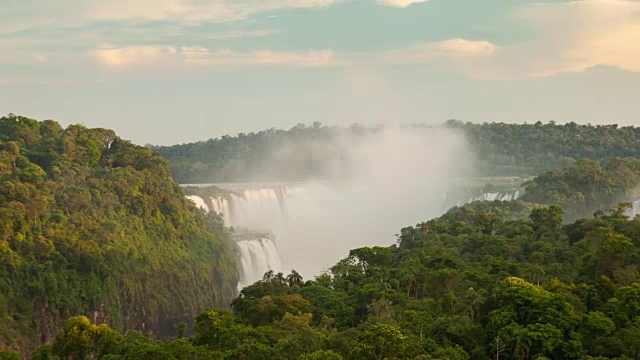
[3,0,348,25]
[376,0,428,8]
[379,38,497,64]
[92,45,336,68]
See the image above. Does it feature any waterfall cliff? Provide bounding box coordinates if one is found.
[186,182,526,285]
[236,237,283,289]
[187,181,640,289]
[186,190,289,288]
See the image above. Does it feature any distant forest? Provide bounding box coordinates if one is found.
[153,121,640,184]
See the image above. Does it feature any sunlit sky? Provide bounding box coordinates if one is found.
[1,0,639,145]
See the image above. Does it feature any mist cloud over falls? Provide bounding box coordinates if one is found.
[228,126,475,279]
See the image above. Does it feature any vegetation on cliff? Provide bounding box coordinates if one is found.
[0,115,239,355]
[521,157,640,221]
[9,201,639,359]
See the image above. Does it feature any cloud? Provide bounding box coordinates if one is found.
[519,0,640,76]
[379,38,497,64]
[468,0,640,79]
[93,45,178,67]
[5,0,639,82]
[38,0,346,24]
[376,0,428,8]
[204,29,281,40]
[92,45,336,68]
[184,48,336,67]
[0,39,52,65]
[378,0,640,80]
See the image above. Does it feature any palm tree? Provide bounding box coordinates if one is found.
[262,270,275,281]
[286,270,303,288]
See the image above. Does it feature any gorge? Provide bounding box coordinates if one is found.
[185,181,527,288]
[187,178,640,290]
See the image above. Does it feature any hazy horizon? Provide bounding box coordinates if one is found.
[2,0,639,145]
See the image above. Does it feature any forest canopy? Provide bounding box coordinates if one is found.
[2,114,640,359]
[152,121,640,183]
[0,114,239,355]
[11,200,640,360]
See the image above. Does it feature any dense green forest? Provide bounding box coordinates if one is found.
[8,201,639,359]
[520,158,640,222]
[3,114,640,359]
[153,121,640,184]
[0,115,239,357]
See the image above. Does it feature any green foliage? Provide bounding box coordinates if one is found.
[0,350,21,360]
[522,158,640,221]
[51,316,123,359]
[298,350,343,360]
[19,200,640,359]
[348,323,406,360]
[153,121,640,183]
[0,115,239,355]
[4,114,640,359]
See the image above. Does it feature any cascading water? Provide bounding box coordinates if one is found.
[185,195,208,212]
[441,189,522,212]
[626,199,640,218]
[187,189,291,288]
[187,182,528,285]
[236,238,283,289]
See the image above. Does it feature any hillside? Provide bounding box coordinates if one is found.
[153,121,640,184]
[14,200,640,359]
[521,157,640,222]
[0,115,239,356]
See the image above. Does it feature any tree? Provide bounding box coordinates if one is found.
[299,350,343,360]
[0,350,21,360]
[5,141,19,168]
[287,270,304,288]
[51,316,123,360]
[193,308,238,350]
[348,324,406,360]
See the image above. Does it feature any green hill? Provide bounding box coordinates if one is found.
[0,115,239,356]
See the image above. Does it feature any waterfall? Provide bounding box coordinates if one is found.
[442,189,522,211]
[228,188,291,230]
[186,190,289,288]
[187,183,525,284]
[186,195,208,211]
[210,196,232,225]
[626,199,640,218]
[236,238,283,289]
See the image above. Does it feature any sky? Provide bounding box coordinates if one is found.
[0,0,639,145]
